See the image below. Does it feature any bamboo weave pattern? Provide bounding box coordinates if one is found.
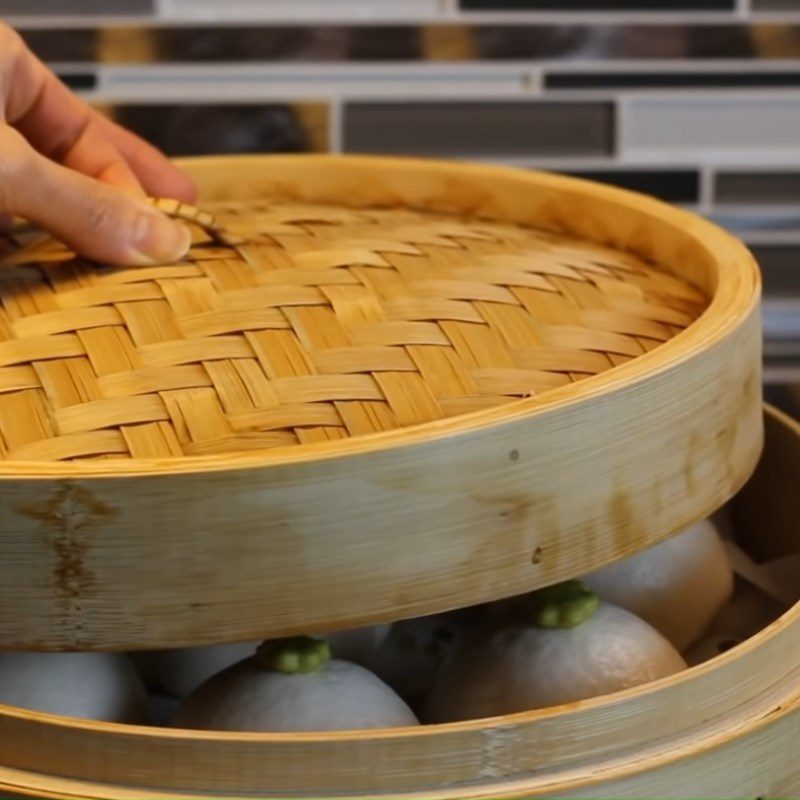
[0,198,707,461]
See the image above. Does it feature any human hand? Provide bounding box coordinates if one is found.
[0,23,196,265]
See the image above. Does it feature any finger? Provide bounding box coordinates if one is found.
[3,30,196,204]
[52,112,146,198]
[95,114,198,203]
[0,126,191,266]
[5,33,146,198]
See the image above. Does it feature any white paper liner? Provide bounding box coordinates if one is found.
[725,539,800,608]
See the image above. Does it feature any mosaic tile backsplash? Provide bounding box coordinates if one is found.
[5,0,800,380]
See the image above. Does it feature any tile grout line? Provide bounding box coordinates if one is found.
[329,97,344,154]
[613,96,629,166]
[698,164,716,214]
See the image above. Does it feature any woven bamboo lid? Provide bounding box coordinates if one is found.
[0,156,762,650]
[0,195,706,463]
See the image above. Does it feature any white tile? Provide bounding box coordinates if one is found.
[97,64,538,103]
[158,0,443,23]
[624,95,800,162]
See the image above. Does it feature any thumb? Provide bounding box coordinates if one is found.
[0,126,190,266]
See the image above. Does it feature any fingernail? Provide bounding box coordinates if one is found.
[128,210,191,266]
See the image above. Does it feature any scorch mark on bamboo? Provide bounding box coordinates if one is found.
[17,483,116,600]
[609,486,646,556]
[685,432,701,496]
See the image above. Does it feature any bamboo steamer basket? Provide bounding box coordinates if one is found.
[0,155,761,651]
[0,404,794,800]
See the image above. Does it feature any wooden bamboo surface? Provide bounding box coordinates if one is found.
[0,405,796,800]
[0,155,762,649]
[0,196,706,462]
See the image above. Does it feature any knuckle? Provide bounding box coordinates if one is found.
[0,24,25,79]
[0,22,23,51]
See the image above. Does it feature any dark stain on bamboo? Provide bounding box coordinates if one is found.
[17,483,116,601]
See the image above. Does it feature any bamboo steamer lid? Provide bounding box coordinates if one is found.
[0,194,708,459]
[0,155,761,650]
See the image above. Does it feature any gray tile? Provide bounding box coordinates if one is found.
[750,245,800,295]
[753,0,800,9]
[566,169,699,203]
[17,25,791,65]
[709,211,800,232]
[717,172,800,204]
[21,29,98,62]
[154,27,348,62]
[624,97,800,159]
[344,101,613,157]
[0,0,153,13]
[462,0,734,8]
[111,103,328,156]
[547,70,800,90]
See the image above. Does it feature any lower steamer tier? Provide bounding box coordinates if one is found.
[0,405,796,800]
